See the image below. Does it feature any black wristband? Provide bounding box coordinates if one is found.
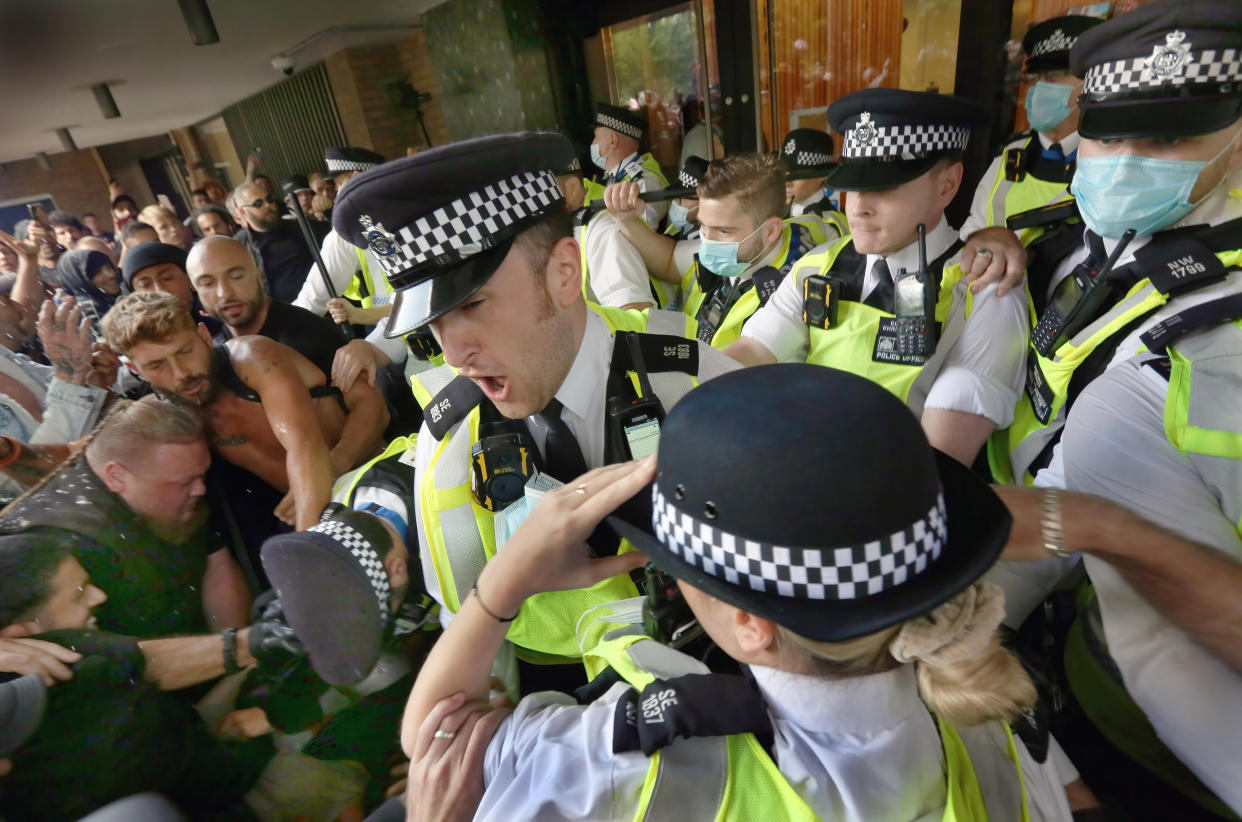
[472,584,518,623]
[221,627,241,674]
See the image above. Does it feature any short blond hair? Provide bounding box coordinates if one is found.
[85,394,203,468]
[101,291,196,355]
[698,153,787,227]
[138,205,178,226]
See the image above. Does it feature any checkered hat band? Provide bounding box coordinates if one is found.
[326,159,378,173]
[376,170,562,278]
[843,125,970,159]
[597,113,644,141]
[679,169,701,188]
[794,150,832,167]
[309,519,391,620]
[1084,48,1242,95]
[652,485,947,601]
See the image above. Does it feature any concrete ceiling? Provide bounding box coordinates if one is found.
[0,0,446,163]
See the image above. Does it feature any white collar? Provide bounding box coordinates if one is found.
[751,663,924,737]
[869,217,956,279]
[1036,130,1080,156]
[607,152,640,178]
[792,189,828,215]
[547,310,609,423]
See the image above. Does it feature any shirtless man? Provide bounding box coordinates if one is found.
[100,292,388,530]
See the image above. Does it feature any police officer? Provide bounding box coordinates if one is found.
[989,0,1242,489]
[589,103,670,228]
[399,365,1077,821]
[331,132,736,695]
[663,154,708,241]
[1017,2,1242,816]
[960,16,1102,239]
[559,144,662,310]
[729,89,1030,468]
[779,127,839,218]
[292,146,392,325]
[606,152,842,350]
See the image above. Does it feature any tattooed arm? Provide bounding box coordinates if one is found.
[37,299,93,386]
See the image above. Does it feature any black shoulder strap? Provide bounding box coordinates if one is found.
[826,240,868,302]
[1109,215,1242,295]
[423,375,485,440]
[1007,199,1080,231]
[1140,293,1242,354]
[610,672,775,757]
[611,331,699,379]
[213,344,260,402]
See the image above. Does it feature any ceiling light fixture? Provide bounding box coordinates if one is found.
[177,0,220,46]
[56,128,77,152]
[92,83,121,119]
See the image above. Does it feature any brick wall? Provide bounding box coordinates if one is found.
[0,150,113,230]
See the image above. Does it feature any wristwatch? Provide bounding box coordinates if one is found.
[221,627,242,674]
[1041,488,1072,559]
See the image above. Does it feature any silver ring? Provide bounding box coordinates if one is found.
[433,730,455,740]
[574,485,588,495]
[977,248,993,258]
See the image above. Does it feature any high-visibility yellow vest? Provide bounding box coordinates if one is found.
[682,212,846,350]
[341,247,394,309]
[785,235,977,415]
[582,633,1030,822]
[988,246,1242,485]
[408,306,697,664]
[578,177,678,309]
[978,135,1076,240]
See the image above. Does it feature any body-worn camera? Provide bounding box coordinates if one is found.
[470,423,538,511]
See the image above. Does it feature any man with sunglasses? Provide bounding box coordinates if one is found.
[230,181,331,305]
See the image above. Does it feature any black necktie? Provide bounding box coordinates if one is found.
[864,258,894,311]
[537,398,588,482]
[1048,142,1063,160]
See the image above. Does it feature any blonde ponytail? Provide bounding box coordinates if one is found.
[774,583,1035,727]
[890,583,1036,726]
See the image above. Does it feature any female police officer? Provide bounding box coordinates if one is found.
[398,364,1077,821]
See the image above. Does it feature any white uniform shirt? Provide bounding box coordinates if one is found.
[608,152,668,229]
[415,311,739,625]
[292,230,389,315]
[1061,354,1242,814]
[790,188,833,218]
[960,131,1081,239]
[742,218,1029,426]
[1032,170,1242,489]
[477,663,1073,821]
[581,211,655,308]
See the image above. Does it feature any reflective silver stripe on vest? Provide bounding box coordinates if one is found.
[1010,281,1160,481]
[1170,321,1242,537]
[622,641,730,822]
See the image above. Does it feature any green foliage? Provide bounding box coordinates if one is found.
[610,10,699,106]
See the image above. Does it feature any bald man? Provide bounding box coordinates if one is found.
[188,236,346,379]
[229,181,329,303]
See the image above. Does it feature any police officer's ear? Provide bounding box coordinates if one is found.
[932,159,965,209]
[544,234,584,308]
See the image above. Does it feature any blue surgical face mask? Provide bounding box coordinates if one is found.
[589,142,607,170]
[698,222,768,278]
[1070,130,1241,239]
[668,201,697,232]
[1024,81,1075,134]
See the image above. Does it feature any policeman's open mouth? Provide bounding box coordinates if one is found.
[471,375,511,402]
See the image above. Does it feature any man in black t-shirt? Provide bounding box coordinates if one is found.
[189,235,346,378]
[230,181,330,304]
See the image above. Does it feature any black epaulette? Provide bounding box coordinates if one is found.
[611,331,699,377]
[1003,129,1036,146]
[423,376,485,440]
[1007,200,1080,231]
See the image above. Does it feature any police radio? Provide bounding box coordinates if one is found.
[641,565,704,650]
[606,333,666,463]
[470,411,540,512]
[1031,229,1136,357]
[404,327,443,361]
[892,223,937,362]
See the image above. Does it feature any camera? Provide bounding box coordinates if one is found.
[271,56,295,76]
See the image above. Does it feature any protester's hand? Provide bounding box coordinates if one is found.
[332,339,380,390]
[273,491,297,526]
[245,153,261,177]
[0,637,81,686]
[603,181,646,225]
[0,229,38,263]
[247,594,306,662]
[326,297,358,326]
[482,458,655,611]
[961,227,1026,297]
[404,692,512,822]
[107,178,123,199]
[87,343,120,390]
[37,299,93,385]
[219,707,274,740]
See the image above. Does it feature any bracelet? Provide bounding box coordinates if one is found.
[221,627,242,674]
[0,437,21,469]
[1041,488,1072,559]
[472,583,518,623]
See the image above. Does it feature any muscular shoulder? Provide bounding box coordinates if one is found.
[225,335,321,389]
